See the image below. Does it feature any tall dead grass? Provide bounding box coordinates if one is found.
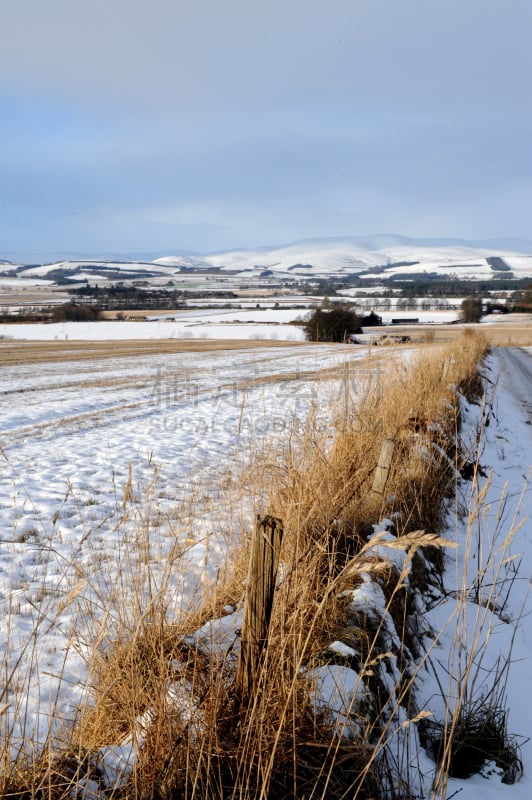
[4,330,512,800]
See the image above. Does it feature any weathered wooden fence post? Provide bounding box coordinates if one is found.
[236,515,283,708]
[371,438,396,502]
[441,357,452,383]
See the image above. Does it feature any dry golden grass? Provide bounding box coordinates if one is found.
[64,334,484,795]
[4,330,515,800]
[268,331,487,556]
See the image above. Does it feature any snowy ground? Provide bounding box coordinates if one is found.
[0,307,458,343]
[0,337,531,799]
[418,347,532,798]
[0,318,307,341]
[0,341,371,747]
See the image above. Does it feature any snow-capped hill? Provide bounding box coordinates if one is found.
[153,255,211,269]
[196,237,532,280]
[204,240,386,274]
[6,235,532,283]
[0,259,21,273]
[18,260,180,280]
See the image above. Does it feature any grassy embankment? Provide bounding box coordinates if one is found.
[3,330,521,799]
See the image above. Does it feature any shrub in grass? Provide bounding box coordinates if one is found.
[422,703,522,783]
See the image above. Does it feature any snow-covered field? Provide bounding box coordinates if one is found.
[0,318,307,341]
[0,341,367,746]
[1,337,531,799]
[0,277,53,287]
[0,306,457,343]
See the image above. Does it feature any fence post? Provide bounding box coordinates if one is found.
[371,438,396,501]
[441,357,452,383]
[236,515,283,708]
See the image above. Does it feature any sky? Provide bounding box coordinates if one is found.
[1,0,532,258]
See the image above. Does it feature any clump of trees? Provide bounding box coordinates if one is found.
[52,303,101,322]
[510,283,532,312]
[0,304,102,324]
[303,308,363,342]
[361,310,383,327]
[460,297,483,323]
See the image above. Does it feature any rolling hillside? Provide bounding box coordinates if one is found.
[4,235,532,285]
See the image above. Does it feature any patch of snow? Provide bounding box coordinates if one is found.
[306,664,368,739]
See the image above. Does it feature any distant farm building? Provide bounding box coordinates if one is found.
[371,334,411,346]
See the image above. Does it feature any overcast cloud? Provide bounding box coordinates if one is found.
[1,0,531,256]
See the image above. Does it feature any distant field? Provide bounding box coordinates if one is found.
[0,337,305,366]
[379,316,532,346]
[0,314,530,360]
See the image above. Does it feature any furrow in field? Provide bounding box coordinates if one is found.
[0,360,355,447]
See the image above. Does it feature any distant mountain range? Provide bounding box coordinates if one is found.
[2,235,532,283]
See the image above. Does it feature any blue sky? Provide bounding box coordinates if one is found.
[1,0,531,257]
